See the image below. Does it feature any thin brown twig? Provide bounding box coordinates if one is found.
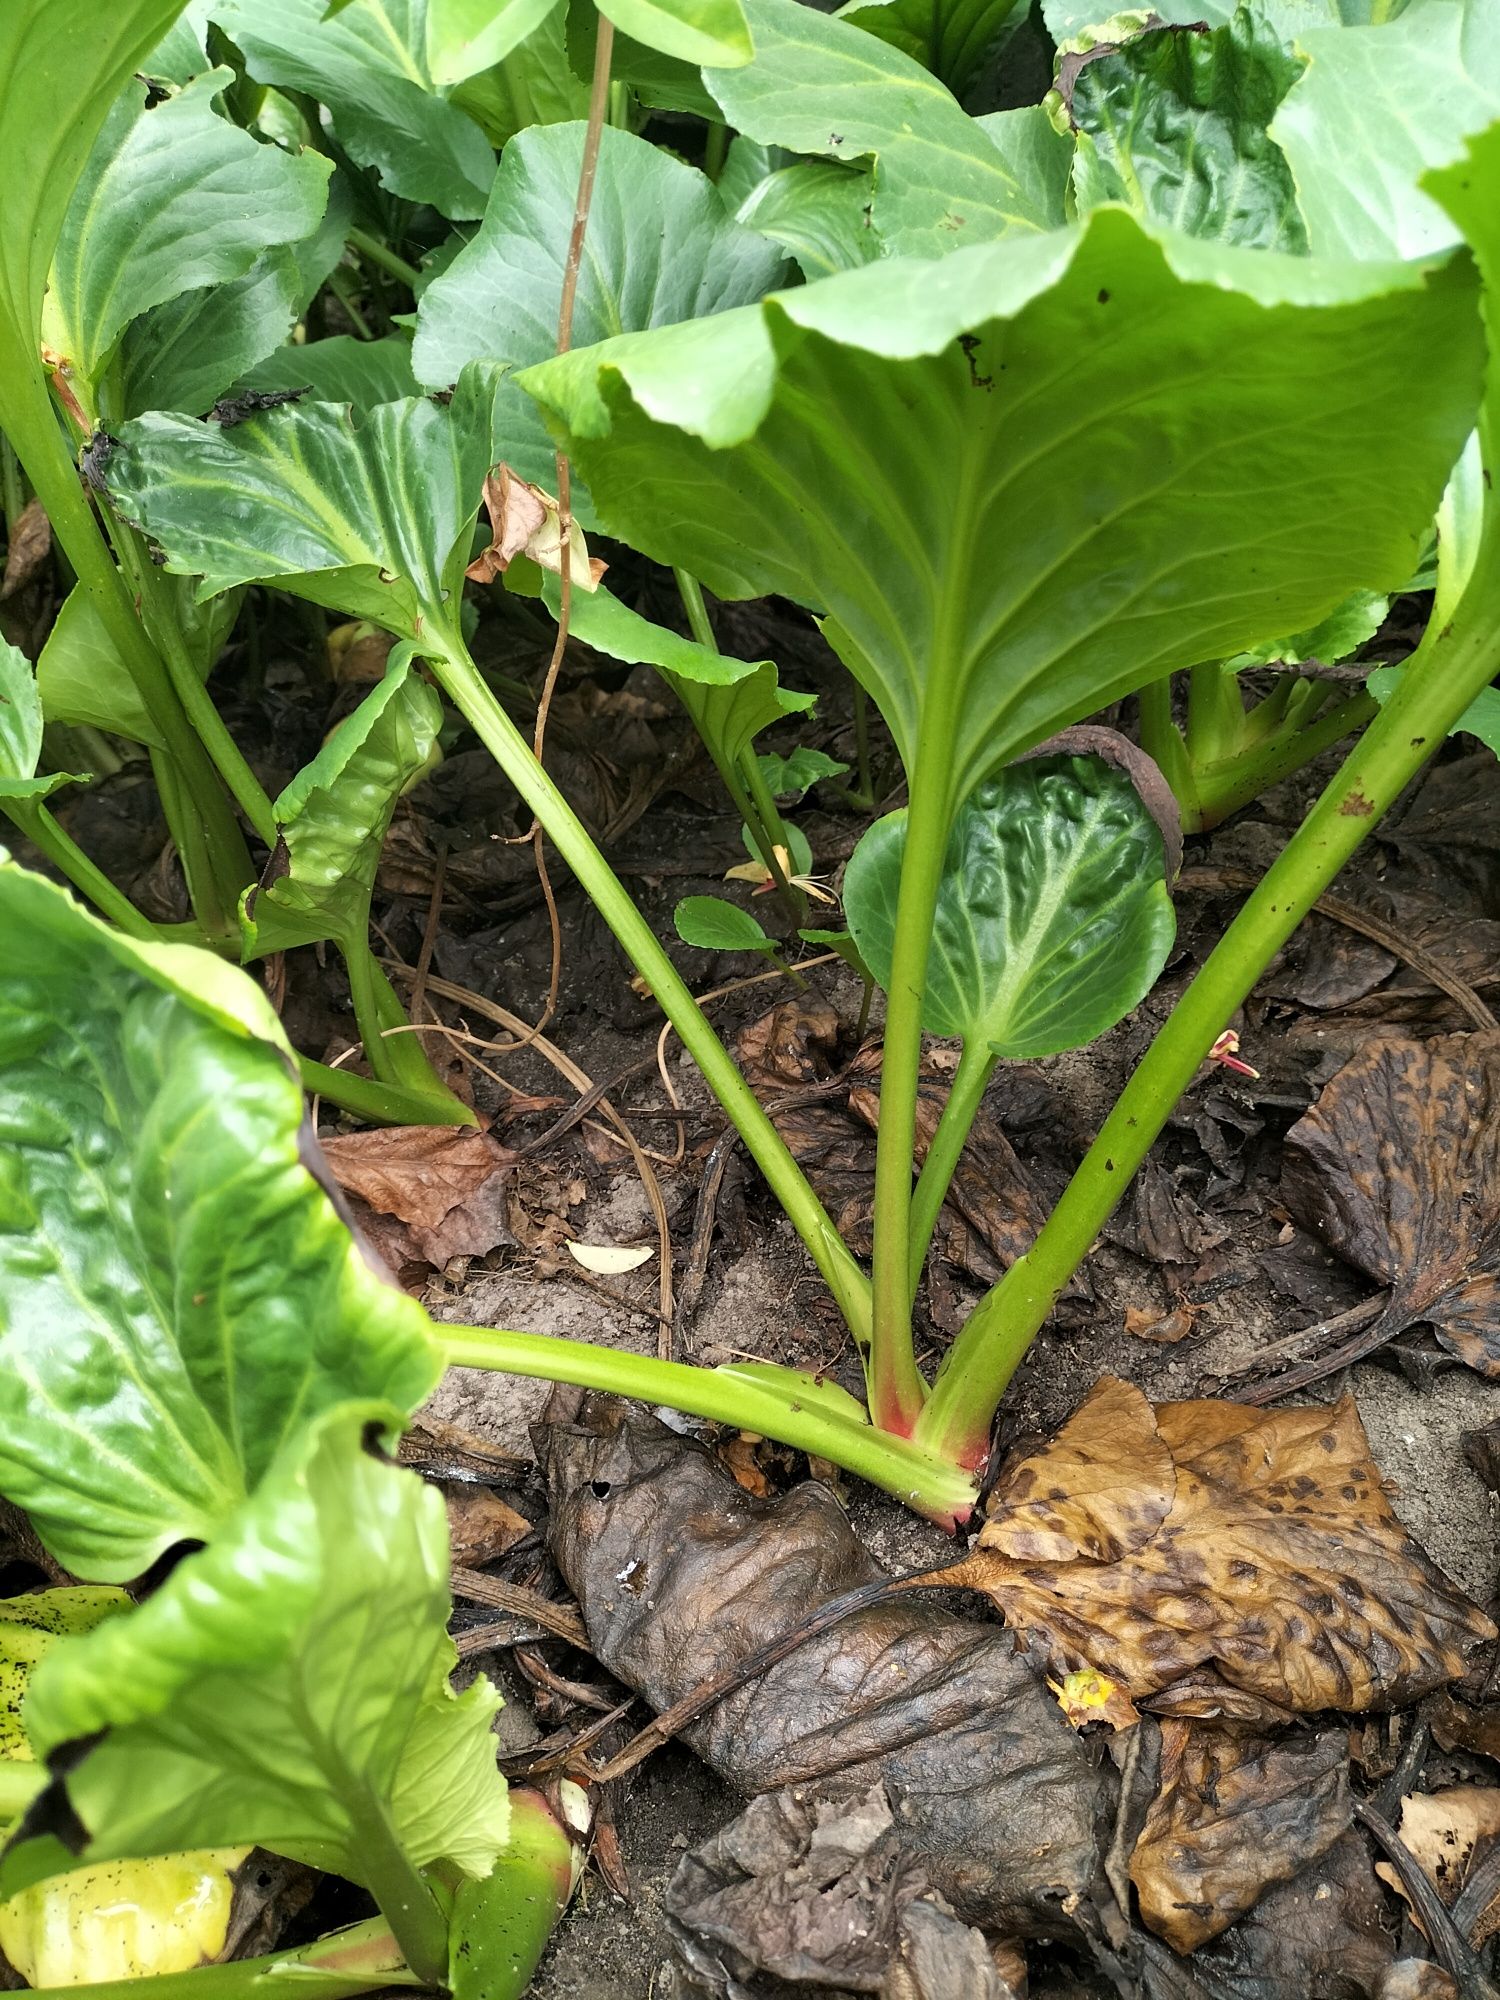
[450,1566,590,1649]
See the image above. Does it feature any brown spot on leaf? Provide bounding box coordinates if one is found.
[1340,789,1376,816]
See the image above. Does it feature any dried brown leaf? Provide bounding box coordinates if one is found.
[1130,1720,1349,1951]
[465,464,605,592]
[320,1124,515,1266]
[1375,1786,1500,1912]
[946,1378,1495,1711]
[1,497,51,598]
[1283,1033,1500,1376]
[443,1485,531,1566]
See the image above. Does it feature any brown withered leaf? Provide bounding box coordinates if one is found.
[1130,1721,1349,1951]
[1375,1786,1500,1919]
[465,464,605,591]
[1377,1966,1460,2000]
[1,497,50,598]
[320,1124,515,1267]
[942,1378,1495,1711]
[1282,1033,1500,1377]
[1050,1666,1140,1732]
[1125,1303,1199,1344]
[443,1485,531,1567]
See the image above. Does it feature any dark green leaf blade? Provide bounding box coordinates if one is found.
[836,0,1026,95]
[0,866,441,1581]
[844,753,1176,1057]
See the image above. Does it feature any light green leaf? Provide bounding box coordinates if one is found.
[450,5,589,144]
[210,0,496,218]
[1045,0,1411,32]
[1063,12,1308,251]
[0,1591,130,1764]
[836,0,1025,95]
[115,252,305,420]
[0,864,441,1581]
[1368,664,1500,756]
[704,0,1063,255]
[718,136,788,213]
[759,746,849,799]
[974,104,1075,219]
[0,640,83,803]
[101,366,506,637]
[41,69,330,413]
[35,583,238,747]
[743,818,814,878]
[4,1411,507,1894]
[597,0,753,67]
[566,0,723,115]
[521,209,1481,824]
[427,0,560,82]
[799,926,872,979]
[674,895,776,954]
[736,161,877,279]
[236,334,421,407]
[844,753,1176,1057]
[413,123,784,501]
[1272,0,1500,259]
[1225,587,1388,672]
[242,652,443,958]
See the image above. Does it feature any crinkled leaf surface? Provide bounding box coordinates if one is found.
[413,123,784,501]
[210,0,495,218]
[844,752,1175,1058]
[522,209,1481,819]
[242,653,443,958]
[703,0,1064,255]
[101,367,506,637]
[945,1375,1495,1710]
[0,866,440,1581]
[1063,12,1308,251]
[596,0,752,67]
[836,0,1026,95]
[0,640,82,804]
[736,161,878,279]
[675,896,775,954]
[1272,0,1500,259]
[2,1412,508,1896]
[1282,1032,1500,1378]
[0,1591,129,1763]
[40,69,330,412]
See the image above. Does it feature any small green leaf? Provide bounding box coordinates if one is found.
[210,0,496,218]
[674,895,776,954]
[844,754,1176,1058]
[735,161,877,279]
[41,69,331,413]
[1367,666,1500,758]
[413,123,783,500]
[704,0,1064,255]
[0,640,83,803]
[4,1411,508,1895]
[35,583,237,746]
[0,1591,130,1764]
[758,747,849,800]
[426,0,561,82]
[0,864,441,1581]
[800,926,871,980]
[236,334,421,408]
[597,0,753,68]
[1225,587,1388,674]
[836,0,1026,95]
[1062,13,1308,252]
[242,652,444,958]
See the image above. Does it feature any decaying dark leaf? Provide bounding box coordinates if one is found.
[1181,1830,1395,2000]
[942,1378,1494,1711]
[1375,1787,1500,1935]
[1129,1721,1349,1951]
[443,1485,531,1567]
[1377,1965,1460,2000]
[0,497,51,599]
[320,1124,515,1266]
[1282,1033,1500,1378]
[465,464,605,591]
[540,1398,1104,1938]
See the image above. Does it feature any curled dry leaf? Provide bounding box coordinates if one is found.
[465,463,604,592]
[1129,1720,1349,1952]
[0,496,51,599]
[541,1396,1103,1938]
[1282,1032,1500,1377]
[1374,1786,1500,1938]
[319,1124,515,1267]
[942,1377,1494,1711]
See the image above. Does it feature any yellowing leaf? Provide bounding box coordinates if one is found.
[0,1850,247,1987]
[1048,1667,1139,1732]
[465,464,604,593]
[566,1241,655,1275]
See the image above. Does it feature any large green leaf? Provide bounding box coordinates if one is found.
[1272,0,1500,259]
[100,367,506,638]
[0,641,81,804]
[521,210,1482,824]
[210,0,496,218]
[450,4,589,143]
[703,0,1065,256]
[242,653,443,959]
[412,123,785,498]
[1063,12,1308,251]
[844,753,1175,1057]
[40,68,330,418]
[0,865,440,1581]
[237,334,421,408]
[596,0,752,67]
[836,0,1025,96]
[426,0,560,82]
[3,1411,507,1895]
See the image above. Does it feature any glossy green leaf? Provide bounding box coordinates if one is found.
[210,0,496,218]
[450,5,589,142]
[521,209,1481,825]
[703,0,1064,255]
[844,753,1176,1057]
[800,926,872,980]
[115,253,305,421]
[237,335,421,407]
[0,865,441,1581]
[41,69,330,417]
[0,1591,130,1764]
[4,1411,507,1895]
[735,161,877,279]
[597,0,752,67]
[836,0,1025,95]
[35,583,238,747]
[101,367,506,638]
[242,652,443,959]
[1063,12,1308,251]
[1272,0,1500,259]
[555,582,814,779]
[674,896,776,954]
[1225,587,1388,673]
[413,123,784,500]
[759,746,849,799]
[0,640,82,803]
[427,0,560,82]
